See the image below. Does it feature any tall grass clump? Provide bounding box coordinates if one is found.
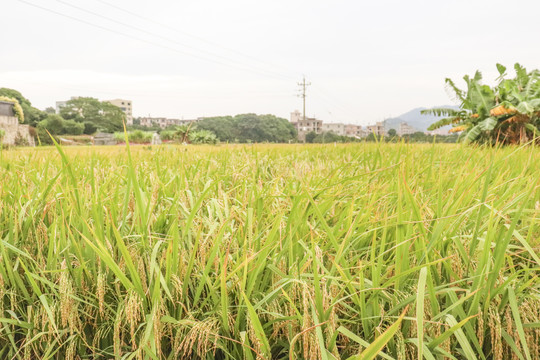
[0,142,538,359]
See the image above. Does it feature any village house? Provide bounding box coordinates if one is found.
[290,110,322,142]
[344,124,366,138]
[105,99,133,125]
[366,121,385,136]
[322,122,346,136]
[0,100,35,146]
[398,122,416,136]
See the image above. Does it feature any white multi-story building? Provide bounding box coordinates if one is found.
[398,122,416,136]
[55,96,80,114]
[290,110,322,142]
[344,124,367,138]
[105,99,133,125]
[366,121,385,136]
[322,122,346,136]
[55,100,67,114]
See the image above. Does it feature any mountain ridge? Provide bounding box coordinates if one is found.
[383,105,459,132]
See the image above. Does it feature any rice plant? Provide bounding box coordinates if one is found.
[0,142,538,359]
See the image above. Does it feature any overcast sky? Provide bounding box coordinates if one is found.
[2,0,540,125]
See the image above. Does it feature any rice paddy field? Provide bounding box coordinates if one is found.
[0,142,539,360]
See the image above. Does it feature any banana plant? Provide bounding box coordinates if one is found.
[189,129,218,144]
[423,63,540,144]
[173,124,194,143]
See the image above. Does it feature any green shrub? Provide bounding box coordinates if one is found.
[37,115,64,135]
[129,130,152,143]
[160,130,176,141]
[83,122,98,135]
[113,130,153,143]
[63,120,84,135]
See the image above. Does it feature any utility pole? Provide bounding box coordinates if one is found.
[297,76,311,121]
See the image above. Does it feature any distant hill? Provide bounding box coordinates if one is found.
[383,106,459,132]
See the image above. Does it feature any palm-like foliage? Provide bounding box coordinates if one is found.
[189,129,218,144]
[173,124,193,143]
[171,125,218,144]
[422,63,540,144]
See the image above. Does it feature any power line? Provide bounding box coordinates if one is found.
[0,75,296,102]
[312,88,363,121]
[16,0,294,81]
[54,0,293,81]
[94,0,296,78]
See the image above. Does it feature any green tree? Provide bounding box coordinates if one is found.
[173,124,195,143]
[38,114,65,135]
[196,116,236,141]
[364,133,377,142]
[36,114,85,143]
[305,131,317,143]
[60,97,124,133]
[36,115,62,144]
[196,114,297,143]
[312,132,360,143]
[63,119,84,135]
[313,132,340,143]
[423,63,540,144]
[83,122,98,135]
[0,88,46,126]
[387,129,397,137]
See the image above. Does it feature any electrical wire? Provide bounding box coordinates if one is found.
[16,0,295,81]
[312,88,364,123]
[55,0,295,81]
[13,0,332,118]
[94,0,296,77]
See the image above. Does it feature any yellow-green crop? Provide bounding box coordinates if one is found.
[0,142,538,359]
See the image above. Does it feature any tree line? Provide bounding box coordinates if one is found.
[0,88,125,144]
[303,130,458,143]
[0,88,300,144]
[195,114,297,143]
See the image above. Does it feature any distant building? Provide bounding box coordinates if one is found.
[0,100,35,146]
[55,96,80,114]
[139,117,199,129]
[398,122,416,136]
[55,101,67,114]
[140,117,166,128]
[366,121,385,136]
[290,110,322,142]
[344,124,366,138]
[56,97,132,125]
[322,123,346,136]
[105,99,133,125]
[425,128,450,136]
